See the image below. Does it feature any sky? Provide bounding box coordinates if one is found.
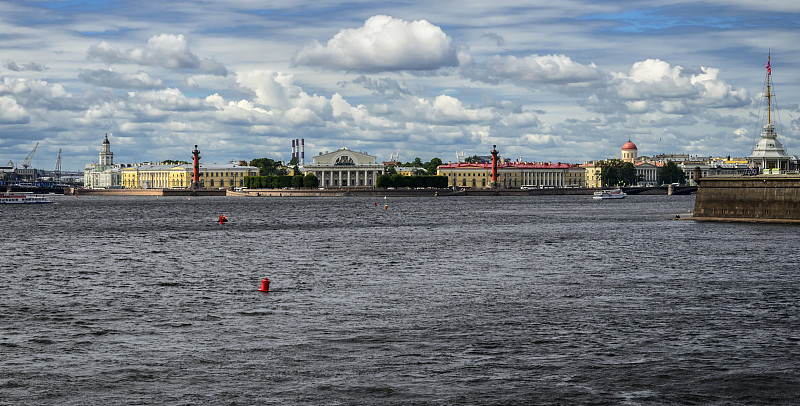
[1,0,799,171]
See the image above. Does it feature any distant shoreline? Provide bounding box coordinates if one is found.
[66,186,695,197]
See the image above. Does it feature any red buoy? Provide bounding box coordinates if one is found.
[259,277,270,292]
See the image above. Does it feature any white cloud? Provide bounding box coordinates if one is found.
[522,133,559,146]
[391,94,496,125]
[78,69,163,89]
[465,54,605,86]
[128,88,207,112]
[611,59,747,108]
[87,34,228,76]
[0,96,29,124]
[292,15,458,72]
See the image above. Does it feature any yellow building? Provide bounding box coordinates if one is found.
[582,162,602,188]
[437,162,585,188]
[121,163,259,189]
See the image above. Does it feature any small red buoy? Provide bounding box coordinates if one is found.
[374,202,377,206]
[259,277,270,292]
[218,214,228,224]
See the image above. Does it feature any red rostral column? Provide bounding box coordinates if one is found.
[491,145,499,188]
[192,145,200,187]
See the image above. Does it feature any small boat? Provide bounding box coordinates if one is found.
[0,192,54,204]
[593,189,627,200]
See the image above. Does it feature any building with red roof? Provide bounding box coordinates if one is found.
[437,160,584,188]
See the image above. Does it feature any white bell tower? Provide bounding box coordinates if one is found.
[100,133,114,167]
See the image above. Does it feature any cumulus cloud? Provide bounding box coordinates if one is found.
[128,88,208,112]
[464,54,605,90]
[292,15,458,72]
[611,59,748,107]
[79,69,163,89]
[0,77,74,111]
[584,59,749,119]
[0,96,29,124]
[395,94,496,125]
[88,34,228,76]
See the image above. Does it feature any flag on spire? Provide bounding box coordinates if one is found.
[766,59,771,74]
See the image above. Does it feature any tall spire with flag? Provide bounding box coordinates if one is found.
[765,53,772,124]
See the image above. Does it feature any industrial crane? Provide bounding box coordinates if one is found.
[22,142,39,169]
[54,149,62,182]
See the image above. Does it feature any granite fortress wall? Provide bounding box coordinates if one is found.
[694,176,800,221]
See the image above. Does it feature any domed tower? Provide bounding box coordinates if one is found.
[748,55,791,172]
[621,140,638,163]
[99,133,114,167]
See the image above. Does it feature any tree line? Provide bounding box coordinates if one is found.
[376,175,448,188]
[244,174,318,189]
[599,159,686,187]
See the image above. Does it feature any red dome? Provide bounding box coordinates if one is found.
[621,140,637,150]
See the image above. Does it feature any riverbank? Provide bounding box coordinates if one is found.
[65,185,696,197]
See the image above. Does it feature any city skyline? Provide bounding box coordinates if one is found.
[1,0,799,171]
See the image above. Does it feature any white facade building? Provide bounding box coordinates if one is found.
[305,147,384,188]
[84,134,129,188]
[748,122,791,172]
[634,162,660,185]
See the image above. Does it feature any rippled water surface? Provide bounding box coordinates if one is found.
[2,194,799,405]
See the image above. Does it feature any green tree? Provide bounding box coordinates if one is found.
[376,174,391,188]
[303,173,319,188]
[423,157,443,176]
[390,174,407,188]
[464,155,482,164]
[600,159,639,186]
[385,165,397,175]
[288,156,299,166]
[291,175,303,188]
[162,159,189,165]
[249,158,287,176]
[619,162,637,185]
[658,161,686,185]
[278,175,292,188]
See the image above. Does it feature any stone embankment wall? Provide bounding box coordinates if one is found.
[693,176,800,222]
[69,188,225,196]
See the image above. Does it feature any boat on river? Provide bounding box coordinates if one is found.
[593,189,626,200]
[0,192,53,204]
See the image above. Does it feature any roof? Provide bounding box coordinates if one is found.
[622,140,638,150]
[438,162,578,170]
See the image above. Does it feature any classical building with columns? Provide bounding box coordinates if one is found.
[437,161,584,188]
[305,147,385,188]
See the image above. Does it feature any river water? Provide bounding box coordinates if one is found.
[2,194,798,405]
